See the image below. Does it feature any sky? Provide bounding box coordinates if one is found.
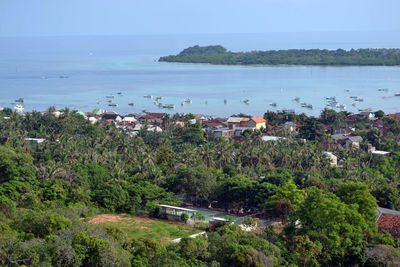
[0,0,399,37]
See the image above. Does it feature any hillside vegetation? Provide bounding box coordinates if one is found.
[159,45,400,66]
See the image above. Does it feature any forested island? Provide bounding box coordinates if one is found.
[159,45,400,66]
[1,106,400,266]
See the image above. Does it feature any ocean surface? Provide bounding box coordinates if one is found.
[1,32,400,117]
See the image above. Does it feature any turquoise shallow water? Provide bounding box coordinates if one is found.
[0,33,399,116]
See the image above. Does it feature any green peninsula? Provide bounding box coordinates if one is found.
[159,45,400,66]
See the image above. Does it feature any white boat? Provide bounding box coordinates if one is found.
[14,104,24,113]
[184,98,192,104]
[338,104,346,110]
[243,99,249,104]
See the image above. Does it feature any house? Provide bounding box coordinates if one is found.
[376,207,400,239]
[233,126,256,137]
[387,113,400,122]
[88,116,98,124]
[227,117,248,126]
[345,136,363,149]
[359,112,374,120]
[243,117,266,129]
[334,128,352,136]
[25,138,46,146]
[323,152,338,167]
[101,112,122,122]
[139,113,165,124]
[331,134,348,145]
[213,128,235,138]
[122,116,137,124]
[283,121,297,132]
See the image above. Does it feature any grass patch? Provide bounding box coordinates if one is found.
[88,214,200,242]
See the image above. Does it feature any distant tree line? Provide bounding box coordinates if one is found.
[159,45,400,66]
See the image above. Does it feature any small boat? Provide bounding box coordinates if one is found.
[59,75,69,79]
[15,98,24,103]
[144,95,153,99]
[355,98,364,102]
[344,89,350,92]
[243,99,249,104]
[270,102,277,107]
[205,101,208,105]
[293,97,300,102]
[117,92,122,95]
[224,99,227,104]
[108,103,118,107]
[302,103,313,109]
[359,108,372,112]
[163,104,175,109]
[378,88,388,92]
[107,99,113,103]
[395,93,400,96]
[14,104,24,113]
[155,96,162,101]
[338,104,346,110]
[96,101,101,105]
[350,96,358,99]
[181,102,184,106]
[128,103,134,106]
[106,95,115,99]
[325,96,336,101]
[352,103,356,107]
[184,98,192,104]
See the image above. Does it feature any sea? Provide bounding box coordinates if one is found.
[1,31,400,117]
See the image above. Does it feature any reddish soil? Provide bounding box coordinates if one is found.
[88,214,125,224]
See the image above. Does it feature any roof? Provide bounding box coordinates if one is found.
[377,214,400,238]
[347,136,363,143]
[144,113,165,120]
[388,113,400,121]
[378,207,400,217]
[122,117,137,122]
[323,151,337,158]
[331,134,348,141]
[227,117,244,123]
[262,136,283,142]
[372,150,390,156]
[157,204,197,212]
[251,117,266,124]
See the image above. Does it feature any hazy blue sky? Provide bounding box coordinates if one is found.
[0,0,399,36]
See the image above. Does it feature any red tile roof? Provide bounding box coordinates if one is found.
[377,214,400,238]
[251,117,266,124]
[388,113,400,121]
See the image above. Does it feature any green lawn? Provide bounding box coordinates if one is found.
[88,214,200,242]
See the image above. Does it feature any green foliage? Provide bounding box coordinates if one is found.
[287,187,374,265]
[160,45,400,66]
[180,213,189,222]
